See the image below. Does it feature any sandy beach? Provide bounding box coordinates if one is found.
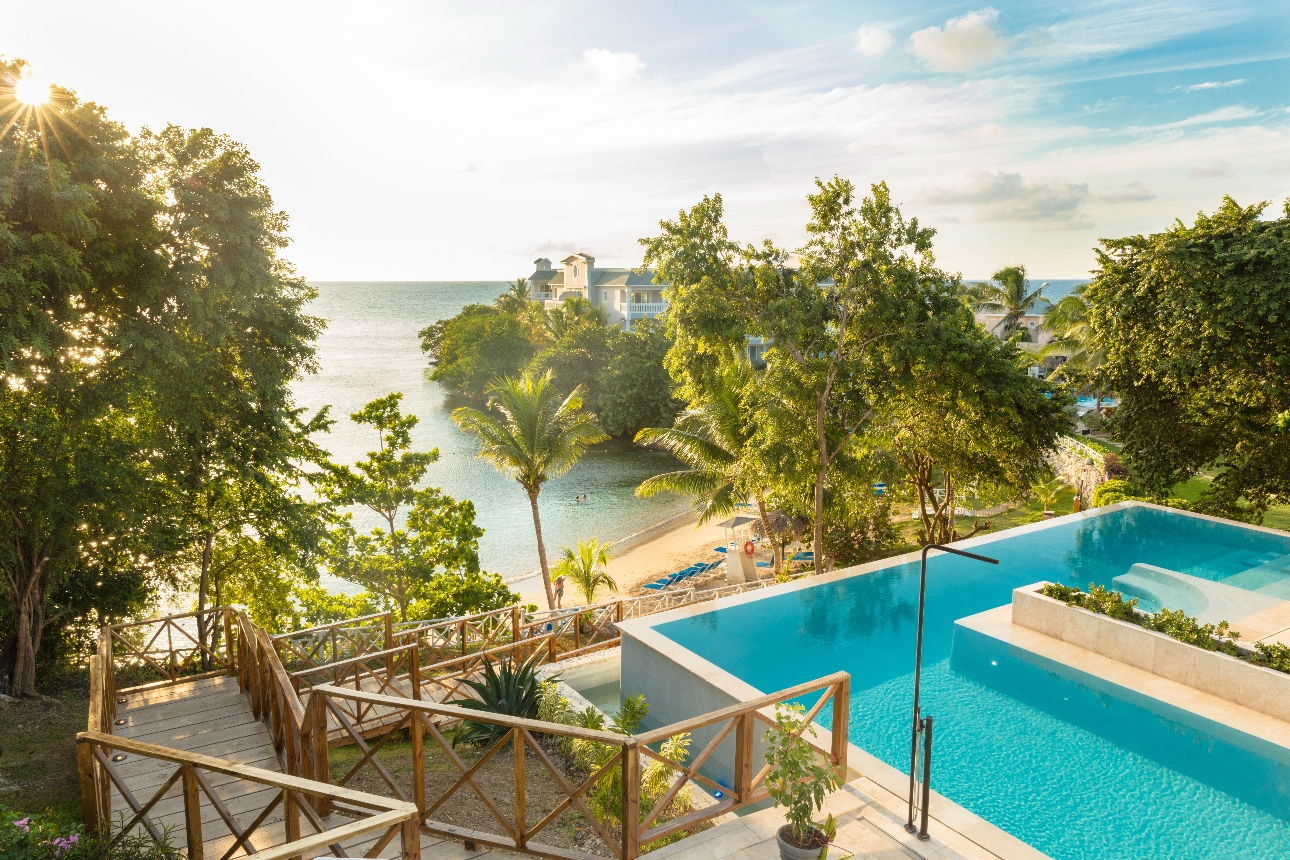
[516,514,756,607]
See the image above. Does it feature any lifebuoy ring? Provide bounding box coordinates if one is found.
[743,540,755,556]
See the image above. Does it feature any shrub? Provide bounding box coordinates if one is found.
[1253,642,1290,673]
[1083,584,1141,621]
[0,808,178,860]
[1103,452,1129,480]
[1091,479,1135,507]
[450,651,545,747]
[1040,582,1083,604]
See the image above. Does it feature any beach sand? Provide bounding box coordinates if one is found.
[517,515,747,607]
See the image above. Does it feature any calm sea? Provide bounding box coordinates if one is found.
[292,282,690,587]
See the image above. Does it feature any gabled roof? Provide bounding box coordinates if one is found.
[593,268,663,288]
[561,252,595,264]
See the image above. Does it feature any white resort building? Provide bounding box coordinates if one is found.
[528,253,667,329]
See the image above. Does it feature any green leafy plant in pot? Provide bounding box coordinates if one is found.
[764,702,843,860]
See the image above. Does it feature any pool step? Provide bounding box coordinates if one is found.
[1111,563,1283,625]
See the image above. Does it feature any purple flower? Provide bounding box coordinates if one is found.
[14,817,30,832]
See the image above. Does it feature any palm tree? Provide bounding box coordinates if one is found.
[973,265,1048,340]
[547,294,607,338]
[634,360,784,574]
[494,278,532,314]
[452,370,608,609]
[555,538,616,605]
[1041,284,1107,404]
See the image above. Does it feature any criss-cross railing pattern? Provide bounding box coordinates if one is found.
[76,731,419,860]
[305,670,850,860]
[272,612,393,674]
[107,607,234,689]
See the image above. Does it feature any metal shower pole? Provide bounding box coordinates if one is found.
[906,542,999,839]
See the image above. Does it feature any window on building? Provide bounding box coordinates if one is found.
[573,265,579,280]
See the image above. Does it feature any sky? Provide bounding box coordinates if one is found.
[6,1,1290,280]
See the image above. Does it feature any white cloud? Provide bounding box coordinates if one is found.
[582,48,645,84]
[855,25,894,57]
[1184,79,1244,92]
[908,9,1006,73]
[1188,161,1228,178]
[917,171,1091,229]
[1094,186,1154,203]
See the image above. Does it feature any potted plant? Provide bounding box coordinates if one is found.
[764,702,843,860]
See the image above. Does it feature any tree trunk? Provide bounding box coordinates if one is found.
[813,400,827,576]
[528,489,556,609]
[7,564,46,697]
[946,475,957,543]
[197,532,213,671]
[755,495,782,577]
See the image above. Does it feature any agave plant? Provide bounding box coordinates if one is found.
[450,651,547,747]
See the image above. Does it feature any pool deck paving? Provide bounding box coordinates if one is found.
[646,770,1041,860]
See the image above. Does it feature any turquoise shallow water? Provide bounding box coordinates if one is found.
[292,282,688,584]
[655,507,1290,860]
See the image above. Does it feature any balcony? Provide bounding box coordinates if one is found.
[628,301,668,318]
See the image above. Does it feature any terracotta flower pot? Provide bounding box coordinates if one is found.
[776,825,827,860]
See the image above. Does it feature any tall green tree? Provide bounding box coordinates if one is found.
[596,318,680,437]
[420,305,536,400]
[634,359,783,573]
[972,265,1047,340]
[321,394,495,621]
[452,371,609,608]
[1041,284,1102,378]
[136,124,329,654]
[1087,197,1290,520]
[645,179,955,572]
[876,313,1068,545]
[0,62,175,694]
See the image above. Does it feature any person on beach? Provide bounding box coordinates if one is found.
[554,574,566,608]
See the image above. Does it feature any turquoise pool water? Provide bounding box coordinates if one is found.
[653,506,1290,860]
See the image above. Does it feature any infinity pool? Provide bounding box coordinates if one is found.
[653,505,1290,860]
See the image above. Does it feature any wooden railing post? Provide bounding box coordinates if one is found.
[284,788,301,860]
[615,600,624,624]
[75,740,101,835]
[223,607,235,676]
[402,815,421,860]
[547,632,557,663]
[181,763,204,860]
[513,727,526,848]
[733,711,754,802]
[622,740,640,860]
[511,605,521,644]
[410,646,425,819]
[459,618,468,658]
[574,613,582,651]
[830,677,850,777]
[311,691,332,816]
[384,613,395,680]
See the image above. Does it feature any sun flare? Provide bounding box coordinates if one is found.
[14,75,50,106]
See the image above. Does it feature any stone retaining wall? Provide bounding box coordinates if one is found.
[1012,583,1290,723]
[1046,437,1107,505]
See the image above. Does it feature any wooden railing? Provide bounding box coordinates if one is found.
[75,731,420,859]
[303,671,850,860]
[105,606,235,691]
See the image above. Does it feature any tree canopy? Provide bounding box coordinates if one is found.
[1087,197,1290,521]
